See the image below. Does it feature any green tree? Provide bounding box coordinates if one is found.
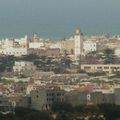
[25,111,52,120]
[51,102,74,112]
[56,112,72,120]
[98,104,120,120]
[103,48,116,64]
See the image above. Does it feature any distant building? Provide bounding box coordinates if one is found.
[65,91,88,106]
[46,48,60,58]
[0,47,28,56]
[50,43,61,49]
[59,38,74,55]
[115,48,120,57]
[30,88,65,111]
[1,39,14,49]
[14,35,29,48]
[28,48,60,58]
[83,40,97,54]
[13,61,36,73]
[29,42,44,49]
[65,90,114,106]
[81,64,120,74]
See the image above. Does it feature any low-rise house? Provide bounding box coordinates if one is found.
[83,40,97,54]
[29,42,44,49]
[28,48,60,58]
[115,48,120,57]
[0,47,28,56]
[81,64,120,74]
[13,61,36,73]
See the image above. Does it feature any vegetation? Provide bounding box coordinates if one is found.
[87,71,106,76]
[1,103,120,120]
[103,48,116,64]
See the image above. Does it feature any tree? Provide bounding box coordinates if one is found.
[56,112,72,120]
[98,104,120,120]
[51,102,74,112]
[4,113,16,120]
[85,51,98,64]
[0,113,4,120]
[61,50,72,69]
[26,111,52,120]
[15,107,52,120]
[103,48,116,64]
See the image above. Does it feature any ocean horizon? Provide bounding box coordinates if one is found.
[0,26,120,40]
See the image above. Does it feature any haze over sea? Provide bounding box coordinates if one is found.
[0,0,120,39]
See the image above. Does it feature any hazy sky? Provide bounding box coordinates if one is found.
[0,0,120,38]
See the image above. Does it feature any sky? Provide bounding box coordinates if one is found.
[0,0,120,38]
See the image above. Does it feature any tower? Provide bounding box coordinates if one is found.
[74,28,83,61]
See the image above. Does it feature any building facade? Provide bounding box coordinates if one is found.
[29,42,44,49]
[65,90,114,106]
[13,61,36,73]
[83,40,97,54]
[81,64,120,74]
[0,47,28,56]
[30,88,65,111]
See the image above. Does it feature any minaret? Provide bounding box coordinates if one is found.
[25,35,29,48]
[33,33,38,42]
[74,28,83,61]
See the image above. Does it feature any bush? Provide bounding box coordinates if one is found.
[51,102,74,112]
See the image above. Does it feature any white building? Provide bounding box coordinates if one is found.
[29,42,44,49]
[14,35,29,48]
[83,40,97,54]
[74,28,83,60]
[115,48,120,57]
[81,64,120,74]
[13,61,36,72]
[0,47,28,56]
[1,39,14,49]
[49,43,61,49]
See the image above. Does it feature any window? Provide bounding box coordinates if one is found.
[104,67,109,69]
[36,95,39,98]
[57,93,61,96]
[97,67,102,69]
[84,67,91,69]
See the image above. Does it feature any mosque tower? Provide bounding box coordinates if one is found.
[74,28,83,61]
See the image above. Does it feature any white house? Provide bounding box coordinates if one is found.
[14,35,29,48]
[13,61,36,72]
[1,39,14,49]
[83,40,97,54]
[29,42,44,49]
[49,43,61,49]
[115,48,120,57]
[0,47,28,56]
